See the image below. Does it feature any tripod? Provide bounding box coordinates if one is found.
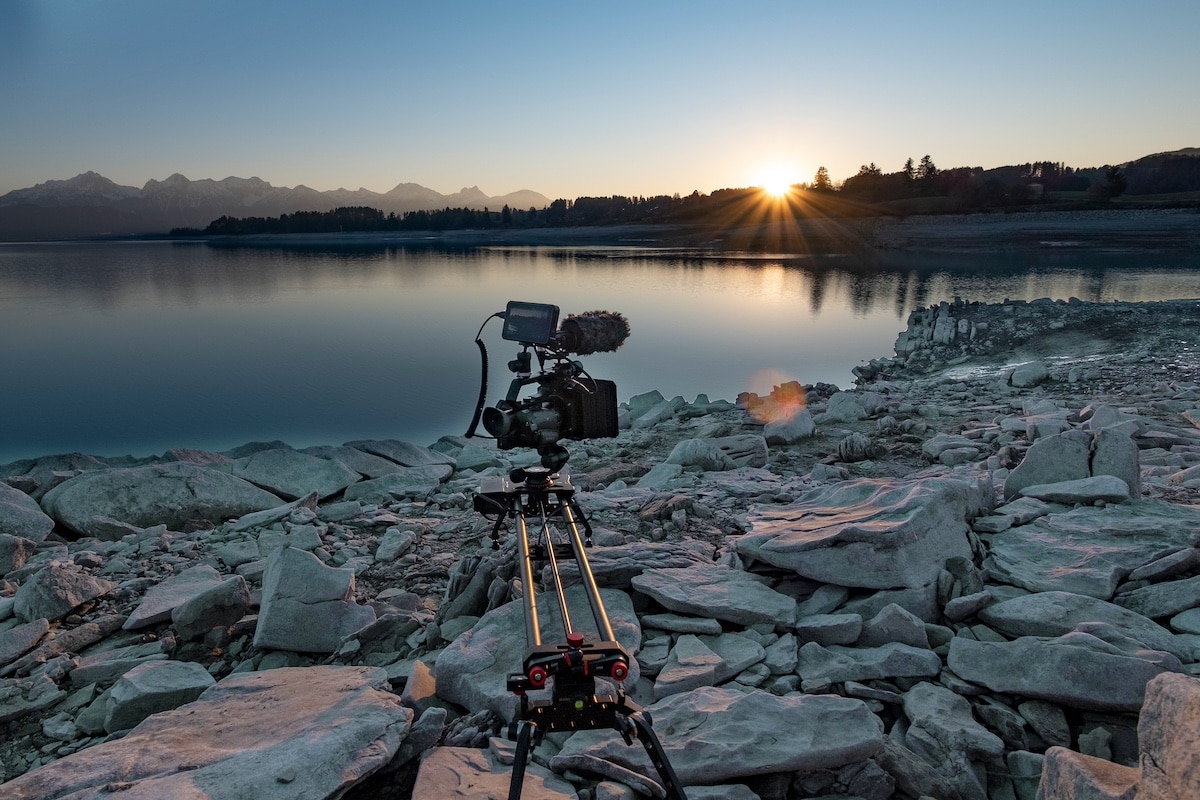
[473,466,688,800]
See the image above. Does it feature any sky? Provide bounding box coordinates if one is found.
[2,0,1198,201]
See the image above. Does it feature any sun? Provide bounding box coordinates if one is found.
[756,164,799,198]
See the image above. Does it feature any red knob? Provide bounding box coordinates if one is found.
[567,632,585,647]
[611,661,629,682]
[528,666,547,688]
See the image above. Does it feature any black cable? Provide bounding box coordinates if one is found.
[465,313,502,438]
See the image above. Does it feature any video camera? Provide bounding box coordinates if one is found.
[466,301,630,471]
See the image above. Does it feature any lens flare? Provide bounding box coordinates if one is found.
[744,369,807,424]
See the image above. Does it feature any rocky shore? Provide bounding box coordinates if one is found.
[3,296,1200,800]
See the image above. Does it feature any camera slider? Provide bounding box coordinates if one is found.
[474,466,688,800]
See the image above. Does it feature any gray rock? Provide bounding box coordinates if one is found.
[712,434,770,468]
[0,533,38,576]
[664,438,735,471]
[171,574,252,640]
[374,527,417,563]
[1018,475,1132,505]
[764,409,816,444]
[1,665,411,800]
[104,659,216,732]
[551,686,883,786]
[558,541,711,588]
[416,745,575,798]
[1008,360,1049,388]
[982,501,1200,599]
[947,633,1181,712]
[342,465,453,503]
[859,603,930,648]
[640,613,723,635]
[0,482,54,543]
[226,492,318,533]
[738,476,985,590]
[300,444,407,478]
[221,448,360,501]
[13,562,116,623]
[1017,700,1070,748]
[123,564,226,630]
[653,634,725,698]
[631,564,796,628]
[1091,427,1142,496]
[796,641,942,691]
[344,438,456,469]
[1114,574,1200,620]
[903,682,1005,800]
[40,462,284,538]
[979,591,1188,660]
[0,674,66,724]
[1003,429,1091,500]
[254,546,376,653]
[795,613,863,646]
[0,618,49,668]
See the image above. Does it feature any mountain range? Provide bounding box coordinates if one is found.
[0,172,552,241]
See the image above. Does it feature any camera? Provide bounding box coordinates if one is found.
[466,301,629,470]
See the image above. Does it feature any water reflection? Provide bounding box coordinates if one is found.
[1,240,1197,463]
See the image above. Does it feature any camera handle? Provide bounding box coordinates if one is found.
[473,469,688,800]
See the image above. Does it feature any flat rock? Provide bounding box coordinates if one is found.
[13,562,116,623]
[948,633,1181,712]
[0,666,411,800]
[39,462,284,538]
[222,448,361,501]
[797,641,942,691]
[1018,475,1132,505]
[342,465,453,503]
[0,482,54,544]
[413,746,575,799]
[979,590,1187,660]
[0,674,66,725]
[738,476,985,590]
[551,686,884,786]
[1114,574,1200,620]
[123,564,225,630]
[300,445,407,478]
[982,500,1200,599]
[0,619,49,667]
[343,439,456,469]
[104,660,216,733]
[631,564,796,628]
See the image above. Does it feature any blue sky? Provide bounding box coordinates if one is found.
[2,0,1197,200]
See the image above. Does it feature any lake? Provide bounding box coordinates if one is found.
[2,239,1199,464]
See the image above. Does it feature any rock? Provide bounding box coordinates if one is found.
[1114,574,1200,620]
[858,603,930,648]
[434,585,640,720]
[551,686,883,786]
[0,674,66,724]
[982,501,1200,599]
[1008,360,1049,388]
[712,434,770,468]
[170,574,252,640]
[0,483,54,544]
[1037,747,1139,800]
[796,641,942,691]
[0,619,49,668]
[763,409,816,444]
[902,682,1005,800]
[795,613,863,646]
[664,439,735,471]
[631,564,796,628]
[1003,429,1091,500]
[374,527,417,563]
[104,660,217,732]
[13,562,116,623]
[221,448,360,501]
[300,444,407,478]
[225,492,318,533]
[0,533,38,576]
[122,564,225,630]
[1136,672,1200,799]
[343,439,456,469]
[1091,427,1142,495]
[3,614,127,679]
[738,476,985,590]
[0,666,411,800]
[414,746,576,798]
[342,465,453,503]
[1018,475,1132,505]
[979,591,1188,660]
[254,546,376,653]
[40,462,284,538]
[947,633,1181,712]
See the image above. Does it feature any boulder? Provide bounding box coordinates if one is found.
[104,660,216,733]
[40,462,284,538]
[170,575,252,640]
[1137,672,1200,800]
[123,564,226,630]
[0,533,38,575]
[0,666,411,800]
[13,562,116,623]
[631,564,796,628]
[1008,360,1049,388]
[763,409,816,444]
[551,686,884,786]
[0,482,54,544]
[1004,429,1091,500]
[221,448,360,501]
[1091,427,1142,496]
[738,477,985,590]
[254,546,376,653]
[299,445,407,478]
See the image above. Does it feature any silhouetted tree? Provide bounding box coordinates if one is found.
[811,166,833,192]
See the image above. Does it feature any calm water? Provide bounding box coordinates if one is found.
[2,240,1199,464]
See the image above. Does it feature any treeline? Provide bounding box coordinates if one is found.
[183,150,1200,237]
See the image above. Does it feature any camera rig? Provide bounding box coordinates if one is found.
[467,302,687,800]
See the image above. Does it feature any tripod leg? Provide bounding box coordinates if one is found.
[508,720,535,800]
[629,711,689,800]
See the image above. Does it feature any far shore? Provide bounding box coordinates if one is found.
[192,207,1200,255]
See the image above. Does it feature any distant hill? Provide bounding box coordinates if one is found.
[0,172,551,241]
